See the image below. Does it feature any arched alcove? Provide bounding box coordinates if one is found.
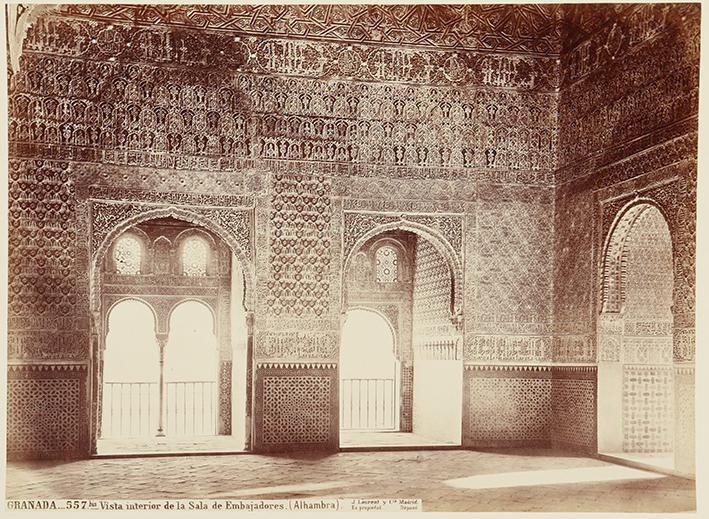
[94,215,251,454]
[91,206,255,314]
[597,202,674,470]
[341,225,463,448]
[343,220,463,318]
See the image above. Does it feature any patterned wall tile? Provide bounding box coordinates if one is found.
[7,365,88,459]
[622,365,673,453]
[551,367,597,452]
[464,366,551,446]
[674,367,694,474]
[254,364,338,450]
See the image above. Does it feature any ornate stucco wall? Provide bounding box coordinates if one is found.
[6,4,698,472]
[552,4,698,469]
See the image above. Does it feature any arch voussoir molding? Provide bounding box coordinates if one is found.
[89,203,255,315]
[342,218,464,319]
[599,197,674,315]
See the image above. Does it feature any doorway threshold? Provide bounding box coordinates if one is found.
[340,431,460,452]
[95,436,247,459]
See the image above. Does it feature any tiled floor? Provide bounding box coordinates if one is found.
[97,431,454,454]
[340,431,457,448]
[97,436,246,456]
[6,449,695,512]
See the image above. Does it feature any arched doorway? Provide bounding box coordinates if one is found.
[341,225,463,448]
[340,308,399,433]
[101,299,159,438]
[597,202,674,471]
[94,216,251,454]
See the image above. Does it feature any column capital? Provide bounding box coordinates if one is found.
[155,332,169,348]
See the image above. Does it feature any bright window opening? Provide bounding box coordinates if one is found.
[165,301,218,435]
[340,309,398,431]
[102,299,159,438]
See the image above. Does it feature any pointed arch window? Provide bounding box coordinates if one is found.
[375,246,398,283]
[114,235,142,275]
[182,236,209,277]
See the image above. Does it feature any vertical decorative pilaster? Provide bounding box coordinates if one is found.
[245,311,254,449]
[218,360,232,435]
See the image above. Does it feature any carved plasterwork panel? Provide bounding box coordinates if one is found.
[51,5,563,55]
[90,201,253,260]
[254,331,338,362]
[88,200,254,315]
[343,211,463,266]
[412,239,457,343]
[265,172,333,318]
[559,7,699,174]
[10,29,559,176]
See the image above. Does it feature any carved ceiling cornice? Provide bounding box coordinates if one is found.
[38,3,565,56]
[13,3,693,75]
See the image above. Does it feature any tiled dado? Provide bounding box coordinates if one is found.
[253,363,338,452]
[463,364,597,451]
[550,366,597,453]
[7,364,89,460]
[463,365,552,448]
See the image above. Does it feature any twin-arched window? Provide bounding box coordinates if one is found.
[113,233,210,277]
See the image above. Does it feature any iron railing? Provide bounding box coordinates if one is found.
[340,378,396,431]
[102,381,217,438]
[165,381,217,436]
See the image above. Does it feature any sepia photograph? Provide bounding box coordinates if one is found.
[2,1,702,514]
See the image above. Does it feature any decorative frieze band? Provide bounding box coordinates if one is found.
[24,15,560,90]
[465,335,551,362]
[254,331,338,361]
[256,362,337,370]
[674,365,694,376]
[8,331,89,362]
[551,365,597,372]
[465,364,552,380]
[8,363,88,372]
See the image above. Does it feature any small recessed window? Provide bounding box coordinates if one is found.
[375,246,398,283]
[114,235,142,275]
[182,236,209,277]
